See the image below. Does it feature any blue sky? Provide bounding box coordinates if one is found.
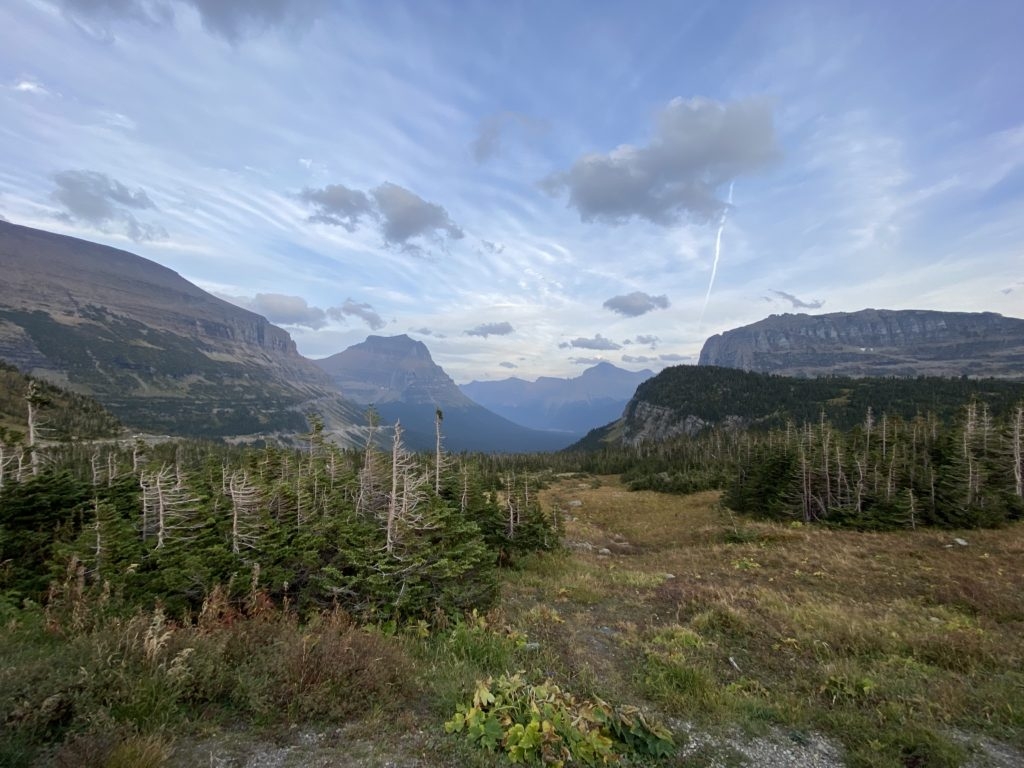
[1,0,1022,383]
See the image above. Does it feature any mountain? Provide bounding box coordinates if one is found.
[699,309,1024,379]
[0,221,363,439]
[575,364,1024,449]
[314,335,574,452]
[459,362,653,436]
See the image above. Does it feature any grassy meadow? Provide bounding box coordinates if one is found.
[2,474,1022,767]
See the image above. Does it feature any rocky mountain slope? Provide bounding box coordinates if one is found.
[699,309,1024,378]
[460,362,652,436]
[0,221,362,438]
[315,335,574,452]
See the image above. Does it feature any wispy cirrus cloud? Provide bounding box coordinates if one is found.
[470,111,548,163]
[53,0,323,42]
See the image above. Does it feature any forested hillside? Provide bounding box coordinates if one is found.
[0,360,121,443]
[0,419,555,619]
[576,365,1024,450]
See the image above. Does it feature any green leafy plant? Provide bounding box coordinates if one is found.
[444,672,674,766]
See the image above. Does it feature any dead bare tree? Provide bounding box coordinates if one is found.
[384,421,431,555]
[140,464,201,549]
[228,469,262,554]
[434,408,449,494]
[1013,404,1023,500]
[24,380,49,476]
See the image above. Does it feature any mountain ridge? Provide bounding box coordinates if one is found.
[460,361,653,436]
[573,364,1024,450]
[0,221,363,439]
[698,309,1024,379]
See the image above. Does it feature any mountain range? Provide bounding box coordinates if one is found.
[314,335,573,452]
[4,222,1024,454]
[460,362,652,437]
[699,309,1024,379]
[0,222,578,452]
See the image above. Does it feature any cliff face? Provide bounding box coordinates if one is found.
[0,221,361,437]
[699,309,1024,378]
[315,334,477,407]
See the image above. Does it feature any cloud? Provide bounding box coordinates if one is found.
[570,356,608,365]
[635,334,660,347]
[371,182,463,247]
[470,111,548,163]
[603,291,670,317]
[188,0,321,41]
[301,181,462,252]
[410,327,446,338]
[543,96,777,225]
[51,169,167,241]
[560,334,621,351]
[499,361,517,369]
[298,184,373,230]
[622,354,657,363]
[659,353,691,362]
[480,239,505,255]
[248,293,327,329]
[328,298,385,330]
[13,80,50,95]
[465,321,514,338]
[769,289,825,310]
[54,0,322,42]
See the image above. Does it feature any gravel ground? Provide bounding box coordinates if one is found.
[168,723,1024,768]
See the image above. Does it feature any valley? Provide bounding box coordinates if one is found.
[1,224,1024,767]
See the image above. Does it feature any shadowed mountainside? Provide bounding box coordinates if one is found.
[0,221,363,439]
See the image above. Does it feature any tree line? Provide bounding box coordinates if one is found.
[0,411,557,620]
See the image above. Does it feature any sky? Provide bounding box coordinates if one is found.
[1,0,1022,383]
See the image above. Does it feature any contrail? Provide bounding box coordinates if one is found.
[699,181,734,322]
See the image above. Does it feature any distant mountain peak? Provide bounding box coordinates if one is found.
[314,334,470,406]
[460,362,653,436]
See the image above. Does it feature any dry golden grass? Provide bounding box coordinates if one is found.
[517,475,1024,767]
